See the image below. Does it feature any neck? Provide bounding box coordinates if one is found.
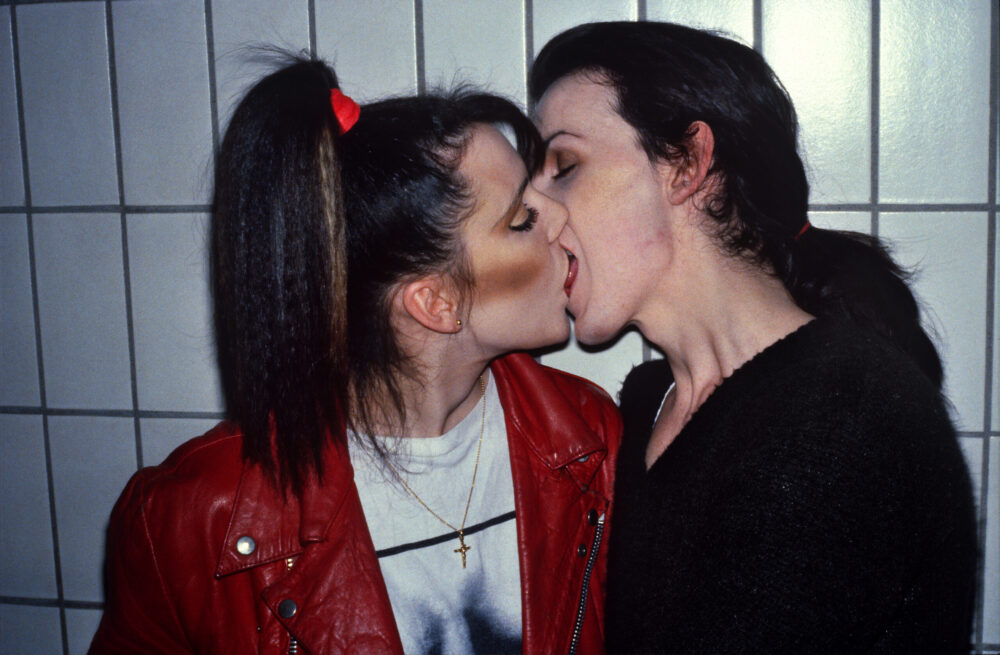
[636,256,813,424]
[370,326,492,439]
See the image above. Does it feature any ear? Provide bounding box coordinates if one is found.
[664,120,715,206]
[400,275,462,334]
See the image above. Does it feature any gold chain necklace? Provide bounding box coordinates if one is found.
[385,375,486,569]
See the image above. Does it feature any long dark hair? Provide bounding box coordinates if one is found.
[529,21,942,389]
[212,55,541,496]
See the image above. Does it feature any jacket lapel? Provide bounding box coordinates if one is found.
[215,438,404,653]
[493,353,613,654]
[491,352,606,470]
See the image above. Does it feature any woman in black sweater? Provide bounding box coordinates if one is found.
[529,21,977,653]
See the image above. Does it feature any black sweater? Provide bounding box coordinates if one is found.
[606,318,977,654]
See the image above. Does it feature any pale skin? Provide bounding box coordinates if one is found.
[369,124,572,439]
[534,75,812,468]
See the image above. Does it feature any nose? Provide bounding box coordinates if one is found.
[529,182,568,243]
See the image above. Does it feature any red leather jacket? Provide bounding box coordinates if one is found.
[89,354,622,654]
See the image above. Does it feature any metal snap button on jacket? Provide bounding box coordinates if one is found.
[278,599,298,618]
[577,544,588,557]
[587,509,598,525]
[235,536,256,555]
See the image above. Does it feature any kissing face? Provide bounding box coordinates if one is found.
[457,124,574,354]
[534,74,676,344]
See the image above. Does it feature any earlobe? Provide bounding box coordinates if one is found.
[665,121,715,206]
[400,277,462,334]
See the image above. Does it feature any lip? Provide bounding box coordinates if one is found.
[563,249,578,297]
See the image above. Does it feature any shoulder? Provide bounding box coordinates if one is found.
[127,421,245,503]
[109,422,247,552]
[766,319,951,438]
[726,320,970,522]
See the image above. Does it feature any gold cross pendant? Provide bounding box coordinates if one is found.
[454,532,471,568]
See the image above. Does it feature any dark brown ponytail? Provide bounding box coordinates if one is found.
[211,57,348,497]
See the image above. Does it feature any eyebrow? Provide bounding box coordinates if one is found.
[496,176,531,228]
[542,130,577,148]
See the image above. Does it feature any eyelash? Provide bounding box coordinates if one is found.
[510,206,539,232]
[552,162,577,181]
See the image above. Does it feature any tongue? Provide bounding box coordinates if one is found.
[564,255,577,295]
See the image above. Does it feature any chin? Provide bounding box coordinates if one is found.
[572,316,620,347]
[526,317,572,350]
[552,322,572,344]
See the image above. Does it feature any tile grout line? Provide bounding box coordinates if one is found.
[414,0,425,95]
[0,204,213,213]
[0,406,226,419]
[752,0,762,53]
[523,0,532,111]
[204,0,220,159]
[105,1,144,471]
[7,0,108,4]
[0,596,105,611]
[870,0,880,238]
[9,6,69,653]
[307,0,316,59]
[974,0,999,649]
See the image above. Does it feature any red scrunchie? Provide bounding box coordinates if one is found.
[330,89,360,134]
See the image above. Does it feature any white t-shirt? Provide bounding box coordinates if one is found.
[350,377,522,655]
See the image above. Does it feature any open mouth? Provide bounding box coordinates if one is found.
[563,249,578,297]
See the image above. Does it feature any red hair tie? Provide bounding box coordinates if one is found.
[794,221,811,241]
[330,89,360,134]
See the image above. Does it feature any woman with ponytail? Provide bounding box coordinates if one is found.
[530,21,976,654]
[90,56,620,655]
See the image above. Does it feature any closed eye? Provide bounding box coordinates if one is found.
[510,206,538,232]
[553,163,577,180]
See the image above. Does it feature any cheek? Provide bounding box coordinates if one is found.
[574,175,664,261]
[474,242,550,302]
[566,170,631,236]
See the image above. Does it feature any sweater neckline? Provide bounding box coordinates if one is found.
[644,316,829,474]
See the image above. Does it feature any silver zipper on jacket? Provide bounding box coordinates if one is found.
[567,513,605,655]
[286,557,299,655]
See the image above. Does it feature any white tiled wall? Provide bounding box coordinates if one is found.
[647,0,753,44]
[881,213,989,431]
[315,0,416,101]
[18,3,118,207]
[0,1,995,652]
[532,0,638,57]
[127,213,221,414]
[0,415,56,599]
[1,215,39,405]
[112,1,214,206]
[764,0,871,204]
[424,0,526,104]
[879,0,991,204]
[211,0,311,127]
[0,8,23,206]
[33,213,132,410]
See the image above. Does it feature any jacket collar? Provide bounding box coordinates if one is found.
[216,352,605,576]
[215,438,356,577]
[490,352,606,469]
